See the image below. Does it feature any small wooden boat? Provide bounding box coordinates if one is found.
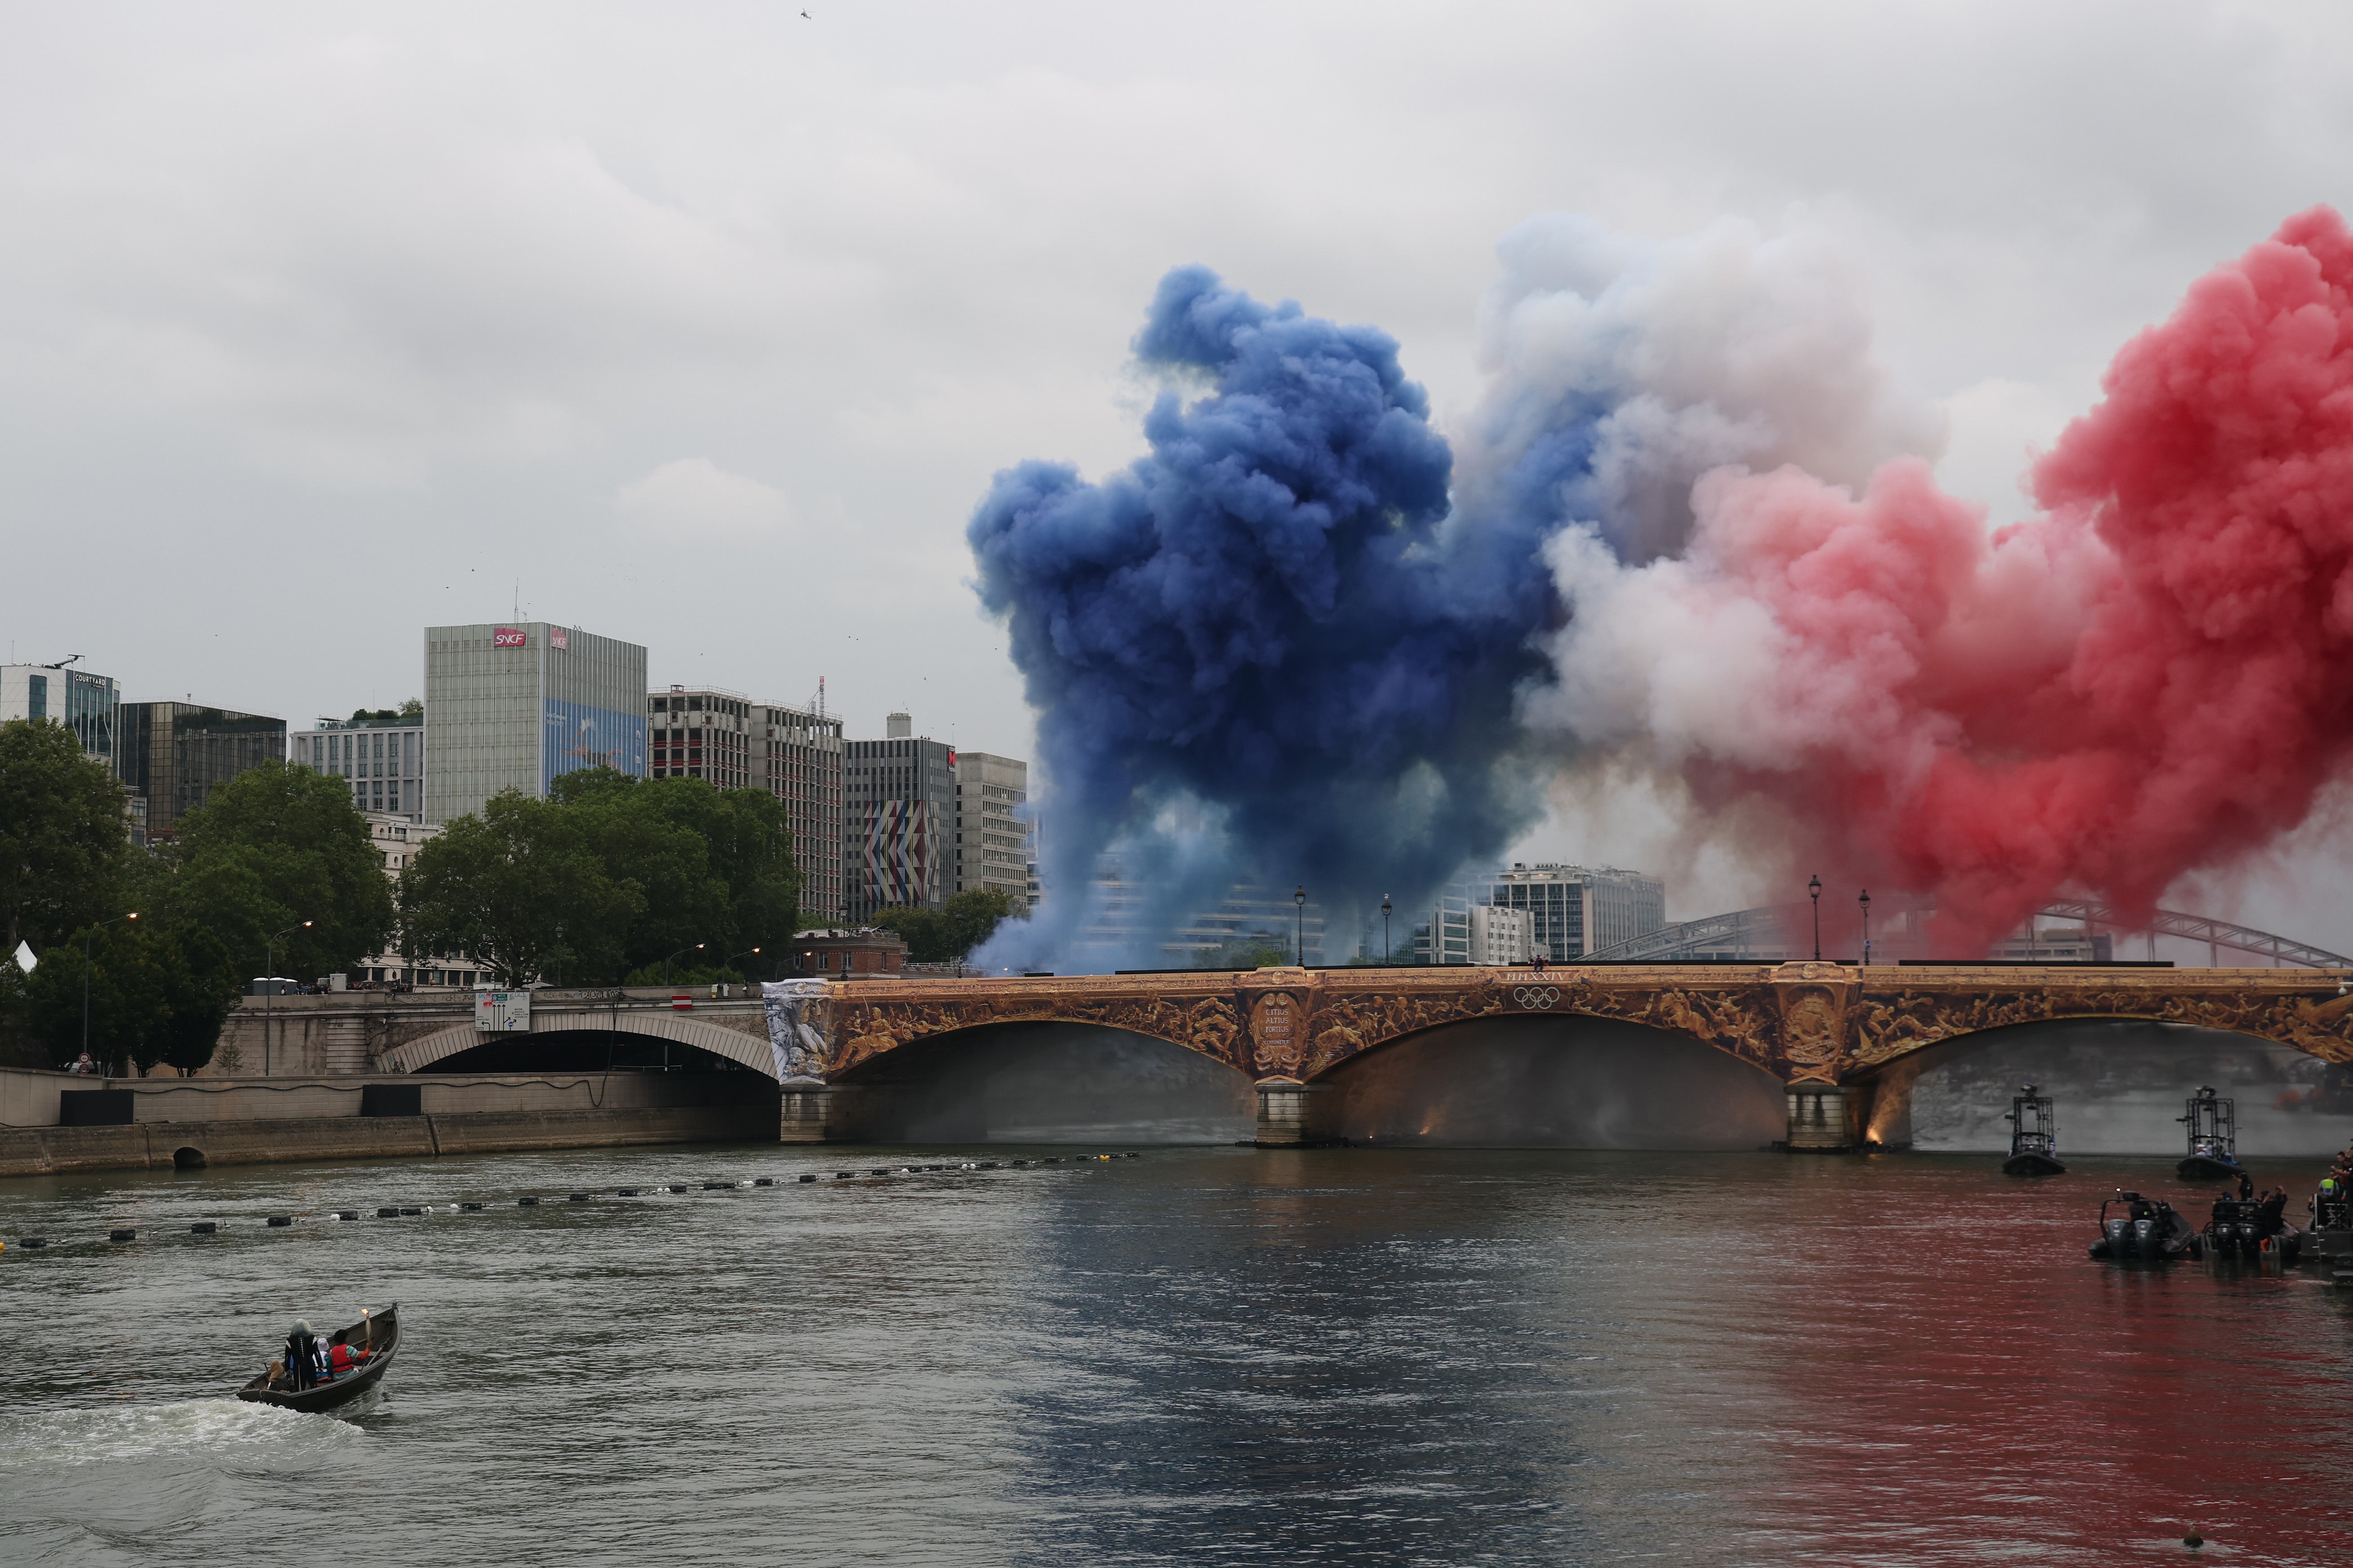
[236,1304,399,1413]
[2000,1084,2067,1176]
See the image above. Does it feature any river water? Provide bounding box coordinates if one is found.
[3,1143,2350,1566]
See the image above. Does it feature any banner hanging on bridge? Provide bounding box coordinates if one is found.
[762,980,830,1082]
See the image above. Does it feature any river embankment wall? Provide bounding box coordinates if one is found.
[0,1067,780,1177]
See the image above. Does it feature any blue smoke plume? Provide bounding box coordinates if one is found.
[967,267,1560,967]
[964,223,1937,971]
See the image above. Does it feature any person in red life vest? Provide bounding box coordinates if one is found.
[327,1340,372,1376]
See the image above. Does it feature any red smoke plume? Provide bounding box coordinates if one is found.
[1591,207,2353,952]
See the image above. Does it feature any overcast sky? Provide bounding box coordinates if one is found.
[5,1,2351,940]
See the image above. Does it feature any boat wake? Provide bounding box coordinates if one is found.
[0,1396,366,1471]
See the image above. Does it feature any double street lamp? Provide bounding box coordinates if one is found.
[1294,885,1307,967]
[1858,889,1873,967]
[1808,875,1822,962]
[263,919,313,1077]
[1381,895,1393,965]
[83,912,137,1076]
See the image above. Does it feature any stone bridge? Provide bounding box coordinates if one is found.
[213,964,2353,1149]
[787,962,2353,1148]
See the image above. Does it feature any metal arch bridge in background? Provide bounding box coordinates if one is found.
[1582,898,2353,969]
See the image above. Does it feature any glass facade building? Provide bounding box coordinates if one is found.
[1,664,120,771]
[424,622,647,824]
[117,701,287,840]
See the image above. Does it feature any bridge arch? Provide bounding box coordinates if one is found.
[1853,1013,2353,1154]
[384,1010,776,1075]
[829,1017,1257,1144]
[1306,1009,1787,1148]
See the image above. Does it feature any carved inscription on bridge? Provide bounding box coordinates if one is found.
[808,962,2353,1087]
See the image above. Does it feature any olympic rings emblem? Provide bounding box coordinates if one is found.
[1513,986,1559,1011]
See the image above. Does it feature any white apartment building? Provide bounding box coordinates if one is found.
[1467,903,1536,965]
[291,717,424,822]
[953,751,1032,908]
[1,662,120,770]
[345,813,483,989]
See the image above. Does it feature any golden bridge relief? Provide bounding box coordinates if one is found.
[786,959,2353,1091]
[792,962,2353,1091]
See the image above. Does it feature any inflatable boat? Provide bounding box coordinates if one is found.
[2089,1191,2202,1262]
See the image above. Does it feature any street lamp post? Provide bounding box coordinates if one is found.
[263,919,313,1077]
[1858,889,1872,968]
[722,948,761,990]
[661,943,705,987]
[1808,875,1822,962]
[1381,895,1393,965]
[83,912,137,1076]
[1294,885,1307,967]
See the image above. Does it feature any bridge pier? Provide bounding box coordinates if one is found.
[1784,1083,1871,1153]
[778,1083,836,1143]
[1254,1079,1334,1147]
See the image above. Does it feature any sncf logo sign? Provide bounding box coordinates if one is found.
[493,627,526,648]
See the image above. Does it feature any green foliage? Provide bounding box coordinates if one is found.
[0,718,133,952]
[17,920,227,1073]
[398,698,423,722]
[167,759,395,980]
[0,732,382,1070]
[403,769,799,987]
[871,886,1028,964]
[399,793,643,987]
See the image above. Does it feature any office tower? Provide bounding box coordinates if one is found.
[758,699,845,926]
[1482,864,1667,961]
[844,712,954,921]
[423,621,646,823]
[647,686,755,790]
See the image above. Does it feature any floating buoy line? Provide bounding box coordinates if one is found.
[0,1153,1143,1253]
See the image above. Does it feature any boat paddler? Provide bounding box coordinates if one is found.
[284,1320,327,1390]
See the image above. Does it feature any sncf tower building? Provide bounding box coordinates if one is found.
[424,622,647,824]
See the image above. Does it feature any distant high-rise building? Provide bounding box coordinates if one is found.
[758,699,845,926]
[647,686,755,791]
[423,621,647,823]
[1,662,120,770]
[845,712,955,921]
[1079,872,1326,967]
[1481,864,1665,961]
[953,751,1031,909]
[290,715,424,822]
[117,701,286,840]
